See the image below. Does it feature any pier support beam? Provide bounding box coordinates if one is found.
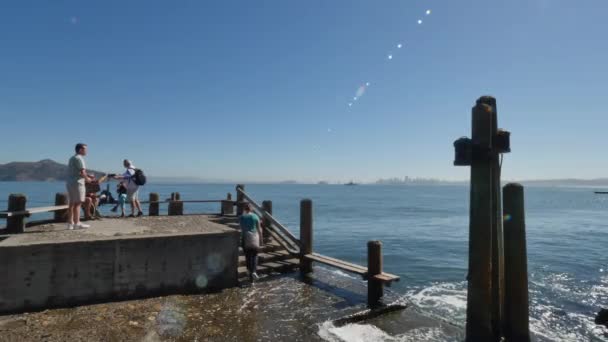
[299,199,313,275]
[367,240,383,307]
[6,194,26,234]
[236,184,245,216]
[149,193,160,216]
[54,193,68,223]
[503,183,530,342]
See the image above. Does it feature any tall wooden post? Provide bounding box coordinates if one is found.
[236,184,245,216]
[54,193,68,222]
[478,96,505,337]
[6,194,26,234]
[262,200,273,244]
[503,183,530,342]
[149,193,160,216]
[367,240,383,307]
[299,199,313,275]
[466,99,495,341]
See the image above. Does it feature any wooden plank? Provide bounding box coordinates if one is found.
[308,253,367,270]
[26,205,69,214]
[305,253,367,274]
[0,205,69,218]
[304,253,399,284]
[372,273,400,283]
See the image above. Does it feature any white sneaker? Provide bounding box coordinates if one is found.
[252,273,259,281]
[75,223,90,229]
[67,223,74,230]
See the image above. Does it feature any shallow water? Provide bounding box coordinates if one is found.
[1,182,607,341]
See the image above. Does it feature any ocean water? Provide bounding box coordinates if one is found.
[1,182,607,341]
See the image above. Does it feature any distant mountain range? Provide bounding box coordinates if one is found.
[0,159,104,181]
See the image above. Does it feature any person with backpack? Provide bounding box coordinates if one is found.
[239,203,263,281]
[112,159,146,217]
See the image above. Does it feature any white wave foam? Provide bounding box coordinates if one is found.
[406,282,467,323]
[317,321,454,342]
[318,321,393,342]
[319,266,360,280]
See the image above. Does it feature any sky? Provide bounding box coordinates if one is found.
[1,0,607,183]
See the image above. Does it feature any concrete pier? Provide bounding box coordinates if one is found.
[0,216,239,314]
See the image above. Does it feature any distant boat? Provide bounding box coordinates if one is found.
[344,181,357,186]
[594,191,608,194]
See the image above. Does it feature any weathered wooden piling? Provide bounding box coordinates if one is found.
[503,183,530,342]
[236,184,245,216]
[54,193,68,223]
[299,199,313,275]
[478,96,505,337]
[149,193,160,216]
[221,193,234,216]
[466,100,495,341]
[262,200,273,243]
[6,194,27,234]
[367,240,383,307]
[168,192,183,216]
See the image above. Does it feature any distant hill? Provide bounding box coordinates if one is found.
[0,159,104,182]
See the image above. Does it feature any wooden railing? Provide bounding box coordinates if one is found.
[0,191,232,233]
[235,184,400,306]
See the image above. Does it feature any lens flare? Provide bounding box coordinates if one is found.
[418,19,423,25]
[195,274,208,288]
[356,85,366,98]
[397,43,402,49]
[503,214,512,222]
[426,9,432,15]
[365,82,370,87]
[388,54,393,60]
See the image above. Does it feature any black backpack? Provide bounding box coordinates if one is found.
[132,168,147,186]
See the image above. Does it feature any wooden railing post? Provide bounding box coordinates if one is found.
[236,184,245,216]
[168,192,183,216]
[503,183,530,342]
[367,240,383,307]
[299,199,313,275]
[221,193,234,216]
[54,193,68,222]
[6,194,26,234]
[262,200,273,243]
[149,193,160,216]
[466,99,495,341]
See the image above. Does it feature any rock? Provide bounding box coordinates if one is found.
[595,308,608,327]
[129,321,139,326]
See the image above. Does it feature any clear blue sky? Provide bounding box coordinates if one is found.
[1,0,606,182]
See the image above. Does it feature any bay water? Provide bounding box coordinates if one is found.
[1,182,607,341]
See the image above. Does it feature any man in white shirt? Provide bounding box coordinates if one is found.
[66,143,94,229]
[112,159,143,217]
